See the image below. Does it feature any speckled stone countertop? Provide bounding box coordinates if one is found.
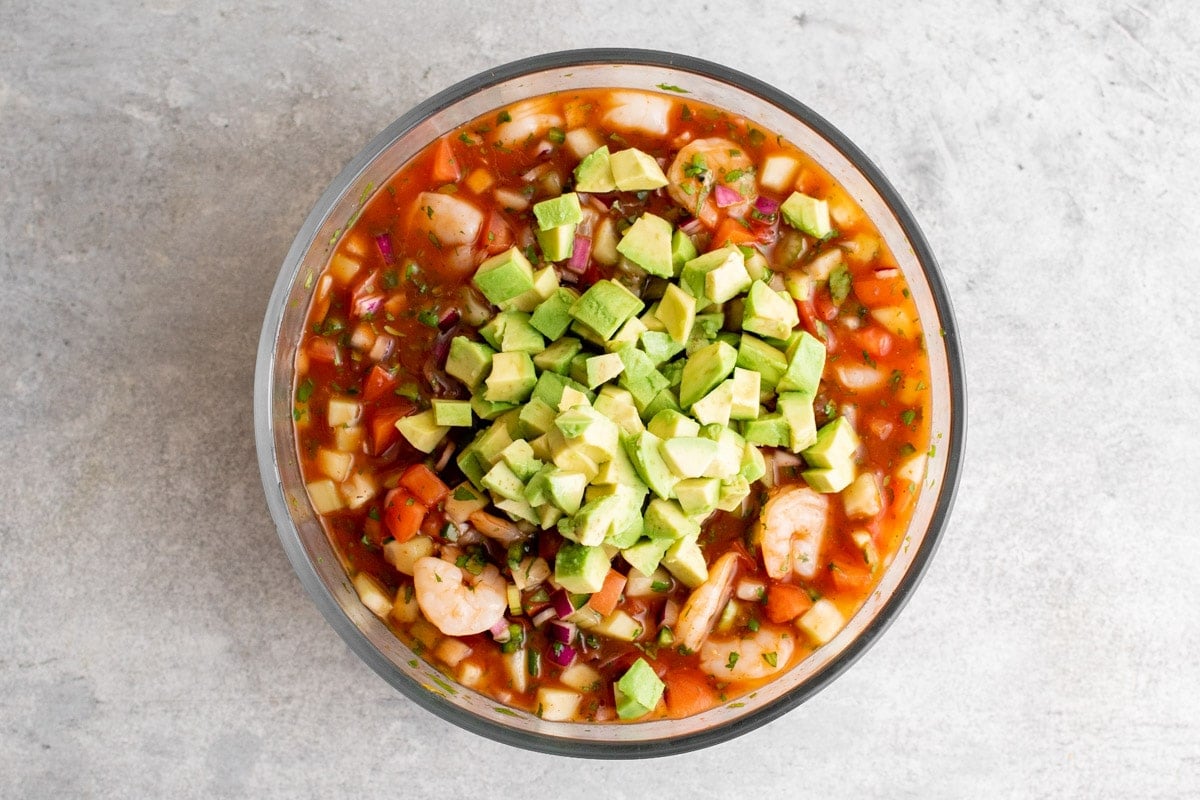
[2,2,1197,797]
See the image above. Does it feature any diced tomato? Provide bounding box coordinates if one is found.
[361,515,386,547]
[829,561,872,592]
[664,669,720,718]
[586,570,628,617]
[854,325,895,359]
[369,400,416,455]
[481,209,515,254]
[430,137,461,183]
[399,463,450,506]
[306,336,341,364]
[712,217,758,247]
[852,273,903,308]
[382,488,427,543]
[813,284,838,321]
[765,582,814,624]
[362,365,399,404]
[867,416,894,441]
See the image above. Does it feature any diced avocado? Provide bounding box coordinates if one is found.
[802,461,856,493]
[592,443,647,490]
[743,413,790,448]
[569,279,645,340]
[737,334,788,391]
[533,336,582,374]
[529,287,580,340]
[678,340,738,410]
[616,212,673,278]
[742,280,801,341]
[638,330,684,366]
[569,318,609,348]
[777,331,826,394]
[561,386,593,412]
[499,312,546,354]
[484,351,537,403]
[593,385,645,436]
[643,498,701,541]
[554,542,611,593]
[499,439,542,481]
[532,371,589,409]
[499,265,560,312]
[523,464,552,507]
[660,359,684,389]
[614,657,665,720]
[640,305,667,333]
[780,191,832,238]
[656,283,696,344]
[470,420,514,466]
[614,345,670,409]
[716,476,751,511]
[583,485,647,549]
[729,367,761,420]
[539,502,564,530]
[395,409,449,454]
[777,391,818,452]
[661,535,708,588]
[690,379,734,427]
[621,537,672,577]
[606,317,647,353]
[574,145,616,193]
[680,246,743,310]
[528,432,553,461]
[496,496,540,525]
[544,468,589,514]
[647,409,700,440]
[842,472,882,519]
[432,399,472,428]
[536,223,576,262]
[610,148,669,191]
[674,477,721,517]
[705,251,753,304]
[694,312,725,339]
[584,352,625,388]
[803,416,860,468]
[533,192,583,231]
[639,387,681,421]
[623,430,679,500]
[700,427,746,480]
[659,437,719,479]
[472,246,535,305]
[743,248,770,281]
[445,337,495,390]
[739,442,767,484]
[456,446,488,489]
[567,352,589,387]
[482,460,526,503]
[470,394,517,421]
[555,406,620,463]
[564,494,627,547]
[671,229,698,272]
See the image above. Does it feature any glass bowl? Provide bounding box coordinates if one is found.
[254,48,965,758]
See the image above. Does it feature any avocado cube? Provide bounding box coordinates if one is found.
[472,246,535,305]
[623,430,679,501]
[743,413,790,448]
[574,145,616,193]
[482,460,526,503]
[674,477,721,517]
[607,316,648,351]
[679,340,738,410]
[499,312,546,354]
[499,439,542,481]
[484,351,537,404]
[499,265,560,313]
[639,330,684,366]
[671,229,698,272]
[737,334,788,391]
[445,336,495,390]
[643,498,701,542]
[701,427,746,480]
[516,398,556,438]
[616,212,673,278]
[432,399,473,428]
[647,409,700,440]
[570,318,610,348]
[681,246,743,310]
[659,360,684,389]
[739,442,767,484]
[742,280,801,341]
[610,148,669,191]
[661,535,708,588]
[639,387,681,421]
[530,288,581,340]
[729,367,761,421]
[470,394,517,421]
[780,191,832,238]
[777,391,818,452]
[802,461,856,494]
[554,542,611,593]
[694,312,725,339]
[532,371,590,409]
[567,352,590,387]
[802,416,861,468]
[555,406,620,463]
[659,437,719,479]
[592,385,645,436]
[690,379,734,427]
[456,446,488,489]
[777,331,826,394]
[533,336,582,375]
[621,537,672,578]
[585,352,625,388]
[394,409,450,454]
[656,283,696,344]
[744,248,770,281]
[566,495,627,547]
[704,253,753,304]
[716,476,752,511]
[533,192,583,231]
[569,279,646,340]
[544,468,589,514]
[592,444,647,490]
[496,496,540,525]
[613,657,665,720]
[536,223,577,262]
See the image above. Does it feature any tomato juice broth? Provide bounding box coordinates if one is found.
[293,88,931,721]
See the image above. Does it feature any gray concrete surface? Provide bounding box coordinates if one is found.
[2,1,1198,797]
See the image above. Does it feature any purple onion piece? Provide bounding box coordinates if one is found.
[545,619,577,645]
[713,184,742,208]
[566,234,592,274]
[374,232,395,264]
[546,641,577,668]
[437,307,461,331]
[549,588,575,619]
[531,607,557,628]
[754,195,780,215]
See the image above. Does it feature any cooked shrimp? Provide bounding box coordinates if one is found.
[753,485,829,580]
[409,192,485,277]
[412,556,506,636]
[492,97,563,146]
[602,90,673,135]
[674,552,738,654]
[699,625,795,681]
[667,137,757,228]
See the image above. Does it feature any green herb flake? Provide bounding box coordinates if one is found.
[497,110,512,124]
[548,127,565,144]
[656,83,689,94]
[747,618,760,632]
[453,487,477,502]
[650,580,670,593]
[296,378,314,403]
[763,651,778,668]
[418,309,440,328]
[829,265,851,305]
[901,409,917,426]
[747,129,765,147]
[725,652,740,671]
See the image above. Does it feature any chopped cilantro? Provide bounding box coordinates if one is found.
[901,409,917,426]
[656,83,689,93]
[725,652,740,670]
[296,378,314,403]
[453,487,477,502]
[417,309,439,328]
[548,127,565,144]
[747,129,765,147]
[829,264,851,305]
[763,651,778,668]
[497,110,511,124]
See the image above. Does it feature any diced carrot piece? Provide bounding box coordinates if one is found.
[399,463,450,506]
[361,515,386,547]
[430,138,461,183]
[362,365,398,404]
[586,570,627,617]
[765,582,814,624]
[664,669,720,718]
[830,561,872,592]
[382,488,427,543]
[712,217,758,247]
[306,336,341,364]
[852,274,904,308]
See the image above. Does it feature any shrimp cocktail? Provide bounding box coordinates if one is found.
[291,86,932,723]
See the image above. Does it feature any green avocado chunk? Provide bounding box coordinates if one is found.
[679,340,738,409]
[554,541,611,593]
[614,657,665,720]
[472,246,535,305]
[533,192,583,231]
[574,146,617,193]
[569,279,646,340]
[616,213,674,278]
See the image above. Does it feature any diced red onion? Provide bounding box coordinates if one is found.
[430,333,453,367]
[680,218,703,236]
[713,184,742,208]
[565,235,592,274]
[772,449,803,467]
[533,140,554,159]
[559,269,579,284]
[546,642,577,668]
[531,607,557,628]
[585,194,609,212]
[374,233,395,264]
[437,307,461,331]
[754,195,780,215]
[550,588,575,619]
[353,294,384,318]
[434,439,456,473]
[490,619,512,642]
[545,619,577,645]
